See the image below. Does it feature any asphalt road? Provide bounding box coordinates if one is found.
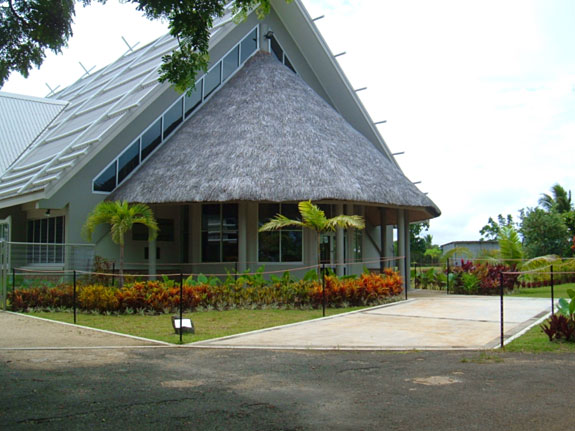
[1,347,573,430]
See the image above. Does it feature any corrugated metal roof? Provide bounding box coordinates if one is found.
[0,6,236,202]
[0,92,68,174]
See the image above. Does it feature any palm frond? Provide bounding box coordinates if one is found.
[440,246,472,263]
[520,255,560,272]
[259,214,305,232]
[498,226,523,265]
[297,200,327,232]
[325,215,365,231]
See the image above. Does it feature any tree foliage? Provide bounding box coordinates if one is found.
[479,214,516,241]
[538,183,572,214]
[520,208,570,258]
[0,0,284,90]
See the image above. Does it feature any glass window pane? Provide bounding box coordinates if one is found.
[157,219,174,242]
[118,140,140,183]
[204,63,221,98]
[259,204,279,227]
[281,231,302,262]
[223,46,239,81]
[222,232,238,262]
[281,204,299,221]
[284,55,296,73]
[132,223,147,241]
[271,37,283,62]
[141,118,162,160]
[222,204,238,231]
[93,162,116,192]
[163,100,183,138]
[241,29,258,63]
[202,204,220,231]
[259,231,279,262]
[185,84,203,117]
[202,231,220,262]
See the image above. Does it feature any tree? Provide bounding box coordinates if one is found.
[479,214,516,241]
[409,221,430,264]
[259,201,365,269]
[538,183,572,214]
[83,200,158,284]
[0,0,280,91]
[520,208,570,258]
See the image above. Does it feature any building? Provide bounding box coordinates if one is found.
[0,0,440,284]
[441,241,499,262]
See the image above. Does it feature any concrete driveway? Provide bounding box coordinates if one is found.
[194,293,553,350]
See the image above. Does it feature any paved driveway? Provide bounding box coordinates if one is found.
[194,294,553,350]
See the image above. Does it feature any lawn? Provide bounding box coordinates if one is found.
[26,307,365,344]
[510,283,574,299]
[506,283,575,352]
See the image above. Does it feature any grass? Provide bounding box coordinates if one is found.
[510,283,574,299]
[25,307,366,344]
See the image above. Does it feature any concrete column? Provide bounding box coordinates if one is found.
[245,202,258,272]
[380,207,387,272]
[397,209,406,291]
[404,211,411,291]
[346,204,354,275]
[238,203,247,273]
[336,204,344,277]
[148,237,157,280]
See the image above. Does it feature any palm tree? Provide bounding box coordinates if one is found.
[83,200,158,284]
[497,226,523,267]
[259,201,365,269]
[539,184,572,214]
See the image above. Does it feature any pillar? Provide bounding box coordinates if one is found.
[336,204,344,277]
[397,209,406,291]
[379,207,387,272]
[238,203,247,273]
[404,211,411,290]
[148,237,157,280]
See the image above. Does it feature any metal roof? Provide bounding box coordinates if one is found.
[0,92,68,174]
[0,6,236,202]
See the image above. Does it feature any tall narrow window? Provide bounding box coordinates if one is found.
[223,45,240,81]
[258,204,302,262]
[204,63,222,98]
[185,83,202,117]
[163,100,183,138]
[27,216,65,264]
[141,118,162,160]
[93,162,116,192]
[118,139,140,183]
[241,28,258,63]
[201,204,238,262]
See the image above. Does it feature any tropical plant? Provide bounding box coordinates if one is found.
[538,183,572,214]
[259,201,365,269]
[520,207,570,258]
[83,201,158,285]
[497,226,523,266]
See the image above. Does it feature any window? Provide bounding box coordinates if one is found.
[201,204,238,262]
[185,84,202,117]
[93,162,117,192]
[118,139,139,183]
[133,219,174,242]
[163,100,183,138]
[240,28,258,63]
[258,204,302,262]
[269,35,296,73]
[141,118,162,160]
[27,216,65,264]
[204,63,222,98]
[223,45,239,81]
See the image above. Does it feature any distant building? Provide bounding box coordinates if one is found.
[441,241,499,261]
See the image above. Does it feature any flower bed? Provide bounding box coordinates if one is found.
[11,270,403,313]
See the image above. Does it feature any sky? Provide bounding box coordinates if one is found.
[3,0,575,245]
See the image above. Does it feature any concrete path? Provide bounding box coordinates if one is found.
[194,295,553,350]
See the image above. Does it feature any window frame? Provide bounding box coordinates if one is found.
[257,203,303,263]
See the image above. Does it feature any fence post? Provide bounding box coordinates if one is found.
[179,272,183,344]
[111,262,116,287]
[414,263,418,290]
[550,265,554,317]
[446,260,450,294]
[11,268,16,311]
[322,263,326,318]
[500,272,504,349]
[73,270,77,324]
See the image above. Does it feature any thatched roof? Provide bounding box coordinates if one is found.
[111,52,440,221]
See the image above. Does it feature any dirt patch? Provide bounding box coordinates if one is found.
[409,375,462,386]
